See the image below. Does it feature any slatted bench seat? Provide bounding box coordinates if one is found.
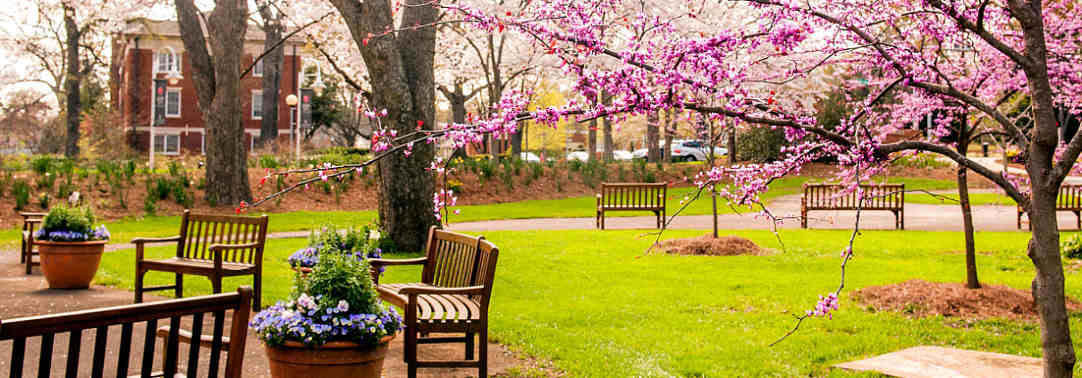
[1017,184,1082,229]
[371,226,499,378]
[801,183,905,230]
[0,287,252,378]
[596,182,668,229]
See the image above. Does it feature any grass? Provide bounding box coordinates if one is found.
[0,175,1012,250]
[906,192,1017,206]
[95,228,1082,376]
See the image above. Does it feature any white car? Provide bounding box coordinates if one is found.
[566,151,589,161]
[520,152,541,162]
[613,150,634,160]
[632,140,727,161]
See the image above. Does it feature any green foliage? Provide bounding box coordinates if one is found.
[295,253,381,314]
[1063,233,1082,259]
[12,180,30,210]
[36,172,55,190]
[737,126,787,163]
[478,158,496,182]
[38,192,50,209]
[303,147,369,167]
[447,178,464,193]
[501,161,515,190]
[634,160,657,183]
[529,162,544,181]
[891,153,952,169]
[259,154,281,169]
[41,205,96,235]
[30,156,53,175]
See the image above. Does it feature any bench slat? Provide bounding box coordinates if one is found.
[65,330,81,378]
[90,326,107,378]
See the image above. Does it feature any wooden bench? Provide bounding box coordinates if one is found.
[19,212,47,275]
[135,210,269,310]
[371,226,499,378]
[801,183,905,229]
[0,287,252,378]
[596,182,668,230]
[1017,184,1082,229]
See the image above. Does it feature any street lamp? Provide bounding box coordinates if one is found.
[285,94,299,161]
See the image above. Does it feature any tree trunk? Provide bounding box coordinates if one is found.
[174,0,253,206]
[256,4,284,150]
[957,159,980,289]
[663,110,673,162]
[728,126,737,165]
[329,0,438,252]
[511,124,523,156]
[440,83,469,160]
[646,110,660,163]
[588,118,598,162]
[63,4,81,158]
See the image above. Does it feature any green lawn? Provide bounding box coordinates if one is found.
[95,228,1082,376]
[3,175,990,250]
[906,192,1017,206]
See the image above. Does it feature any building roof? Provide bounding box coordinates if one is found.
[122,18,305,44]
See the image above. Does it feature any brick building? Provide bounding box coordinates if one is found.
[110,19,307,155]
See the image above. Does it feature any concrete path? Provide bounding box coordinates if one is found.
[0,252,535,377]
[834,346,1041,377]
[448,192,1076,232]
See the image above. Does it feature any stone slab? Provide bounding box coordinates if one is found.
[834,346,1041,378]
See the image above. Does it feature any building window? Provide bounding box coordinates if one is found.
[154,134,180,155]
[252,90,263,120]
[165,88,181,117]
[253,57,264,77]
[155,50,177,74]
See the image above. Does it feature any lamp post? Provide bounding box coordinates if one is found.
[289,60,327,162]
[150,47,184,170]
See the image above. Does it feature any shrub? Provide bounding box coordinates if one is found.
[259,154,281,169]
[446,178,464,193]
[30,155,53,175]
[36,206,109,241]
[891,153,952,169]
[143,192,158,215]
[737,126,787,163]
[13,180,31,210]
[38,192,50,209]
[36,173,55,190]
[529,162,543,180]
[1063,233,1082,259]
[478,159,496,182]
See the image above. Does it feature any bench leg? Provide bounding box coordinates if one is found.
[175,273,183,299]
[405,300,418,378]
[134,267,146,303]
[1076,211,1080,230]
[253,269,262,311]
[19,238,25,264]
[801,211,808,229]
[479,327,489,377]
[25,248,33,275]
[600,211,605,230]
[210,276,222,294]
[465,332,475,360]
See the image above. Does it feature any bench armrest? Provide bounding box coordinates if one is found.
[369,257,427,267]
[20,212,47,219]
[133,236,183,261]
[131,236,182,245]
[399,285,486,296]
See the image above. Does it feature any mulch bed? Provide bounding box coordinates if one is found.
[852,279,1082,321]
[658,234,770,256]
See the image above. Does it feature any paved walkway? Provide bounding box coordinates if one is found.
[449,192,1070,232]
[0,252,533,377]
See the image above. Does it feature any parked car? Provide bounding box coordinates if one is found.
[566,151,589,161]
[633,140,728,162]
[613,150,633,161]
[520,152,541,162]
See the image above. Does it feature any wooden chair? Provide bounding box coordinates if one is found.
[134,210,269,310]
[596,182,668,230]
[0,287,253,378]
[371,226,500,378]
[19,212,47,275]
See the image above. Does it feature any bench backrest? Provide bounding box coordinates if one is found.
[803,183,904,210]
[177,210,269,265]
[1056,185,1082,209]
[0,287,252,378]
[421,227,499,300]
[599,183,668,209]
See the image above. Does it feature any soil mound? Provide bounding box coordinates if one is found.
[853,279,1082,320]
[659,235,768,256]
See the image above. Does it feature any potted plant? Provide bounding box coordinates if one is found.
[33,206,110,289]
[252,252,402,377]
[287,224,384,277]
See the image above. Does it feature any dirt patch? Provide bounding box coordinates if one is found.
[852,279,1082,321]
[658,234,769,256]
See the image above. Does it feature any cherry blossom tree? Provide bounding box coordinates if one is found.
[249,0,1081,374]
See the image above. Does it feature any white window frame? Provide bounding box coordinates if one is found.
[251,90,263,120]
[153,134,181,155]
[253,57,264,77]
[154,50,177,75]
[165,88,182,118]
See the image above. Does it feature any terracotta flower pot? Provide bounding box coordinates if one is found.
[36,240,107,289]
[292,267,313,278]
[265,335,394,378]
